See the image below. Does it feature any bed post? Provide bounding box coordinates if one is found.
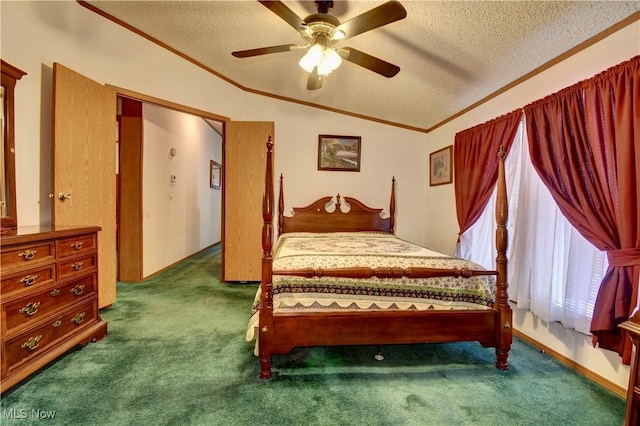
[389,177,396,234]
[495,145,512,370]
[278,174,284,236]
[259,136,275,379]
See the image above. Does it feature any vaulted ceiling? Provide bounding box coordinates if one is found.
[82,1,640,132]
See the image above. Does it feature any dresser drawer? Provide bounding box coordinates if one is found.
[58,254,97,281]
[57,233,97,258]
[0,242,55,273]
[2,274,97,335]
[3,299,97,375]
[1,264,56,298]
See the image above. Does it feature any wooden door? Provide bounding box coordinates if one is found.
[52,63,117,307]
[223,121,274,282]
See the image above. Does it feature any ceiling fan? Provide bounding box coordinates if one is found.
[232,1,407,90]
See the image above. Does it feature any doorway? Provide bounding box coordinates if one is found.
[115,94,227,282]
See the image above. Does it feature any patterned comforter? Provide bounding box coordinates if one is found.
[246,232,496,342]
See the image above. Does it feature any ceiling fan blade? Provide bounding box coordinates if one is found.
[341,47,400,78]
[258,1,305,31]
[232,44,298,58]
[334,1,407,40]
[307,68,323,90]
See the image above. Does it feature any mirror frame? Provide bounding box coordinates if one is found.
[1,60,26,228]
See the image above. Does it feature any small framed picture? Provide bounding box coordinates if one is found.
[210,160,221,189]
[429,145,453,186]
[318,135,361,172]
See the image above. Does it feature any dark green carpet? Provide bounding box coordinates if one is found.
[1,246,625,425]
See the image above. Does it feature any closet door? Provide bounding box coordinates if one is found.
[223,121,274,282]
[52,63,117,307]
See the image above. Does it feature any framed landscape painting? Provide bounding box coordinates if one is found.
[318,135,361,172]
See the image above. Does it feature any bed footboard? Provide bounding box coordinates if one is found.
[272,266,498,279]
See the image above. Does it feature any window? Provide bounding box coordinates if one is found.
[457,118,608,335]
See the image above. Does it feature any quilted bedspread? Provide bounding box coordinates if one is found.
[246,232,495,342]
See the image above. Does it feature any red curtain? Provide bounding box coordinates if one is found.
[525,56,640,362]
[454,110,521,239]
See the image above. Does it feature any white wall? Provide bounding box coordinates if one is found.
[142,104,222,276]
[269,102,427,244]
[424,22,640,390]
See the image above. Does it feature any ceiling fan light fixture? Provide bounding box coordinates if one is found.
[238,0,408,88]
[331,29,346,40]
[317,47,342,76]
[298,43,324,73]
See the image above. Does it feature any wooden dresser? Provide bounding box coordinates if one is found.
[620,311,640,426]
[1,225,108,392]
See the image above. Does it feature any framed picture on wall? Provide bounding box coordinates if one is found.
[317,135,361,172]
[429,145,453,186]
[210,160,221,189]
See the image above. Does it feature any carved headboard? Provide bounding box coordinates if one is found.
[277,175,396,235]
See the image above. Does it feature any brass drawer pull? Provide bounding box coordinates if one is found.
[70,284,85,296]
[21,335,42,351]
[50,289,61,297]
[71,261,84,271]
[70,241,84,250]
[20,274,39,286]
[71,312,85,325]
[52,320,62,328]
[18,249,37,261]
[18,302,41,317]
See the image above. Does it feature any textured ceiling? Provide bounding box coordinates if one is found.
[82,1,640,132]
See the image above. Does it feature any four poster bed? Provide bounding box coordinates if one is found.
[248,138,512,379]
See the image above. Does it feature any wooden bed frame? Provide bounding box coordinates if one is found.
[259,137,512,379]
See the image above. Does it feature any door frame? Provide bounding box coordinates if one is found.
[107,85,229,281]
